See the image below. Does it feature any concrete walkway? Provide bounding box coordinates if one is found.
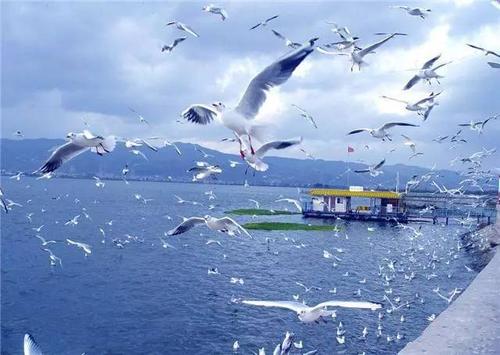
[399,222,500,354]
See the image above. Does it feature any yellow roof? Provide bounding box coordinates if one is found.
[309,188,401,199]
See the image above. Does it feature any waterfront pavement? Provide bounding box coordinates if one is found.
[399,222,500,354]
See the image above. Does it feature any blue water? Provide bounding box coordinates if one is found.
[0,177,490,354]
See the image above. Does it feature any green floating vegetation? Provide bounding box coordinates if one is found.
[226,209,300,216]
[243,222,340,231]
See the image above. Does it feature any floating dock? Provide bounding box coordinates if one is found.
[302,187,496,225]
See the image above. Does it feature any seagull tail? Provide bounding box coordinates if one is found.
[92,136,117,155]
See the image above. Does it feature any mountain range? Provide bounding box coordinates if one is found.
[0,138,464,190]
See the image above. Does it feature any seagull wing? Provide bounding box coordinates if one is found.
[466,43,485,52]
[242,300,308,313]
[140,139,159,152]
[235,40,316,119]
[36,142,89,174]
[354,169,370,173]
[373,159,386,170]
[181,104,219,125]
[381,122,418,130]
[218,217,252,238]
[347,128,370,135]
[24,333,43,355]
[422,54,441,69]
[181,23,199,37]
[358,33,400,58]
[312,300,382,311]
[271,29,286,41]
[167,217,206,236]
[265,15,280,23]
[255,138,302,158]
[403,75,421,90]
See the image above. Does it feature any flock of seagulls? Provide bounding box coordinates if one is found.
[2,2,499,355]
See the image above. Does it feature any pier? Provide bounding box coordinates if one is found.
[302,187,496,225]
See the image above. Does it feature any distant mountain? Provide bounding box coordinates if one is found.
[0,138,463,190]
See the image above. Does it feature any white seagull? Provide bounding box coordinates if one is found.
[167,215,252,238]
[36,131,116,174]
[202,4,228,21]
[161,37,187,52]
[165,21,199,37]
[318,33,406,71]
[403,54,451,90]
[180,38,317,155]
[66,238,92,256]
[249,15,279,30]
[275,198,303,212]
[466,43,500,58]
[391,6,431,19]
[381,92,441,120]
[354,159,385,177]
[401,134,416,153]
[240,137,303,172]
[188,162,222,181]
[291,104,318,128]
[348,122,418,141]
[270,29,301,49]
[64,215,80,226]
[128,107,150,126]
[34,235,57,246]
[242,300,381,323]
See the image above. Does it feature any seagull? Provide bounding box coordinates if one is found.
[240,137,303,172]
[66,238,92,256]
[433,135,449,143]
[180,39,317,155]
[458,115,497,134]
[161,37,187,52]
[355,159,385,177]
[248,199,260,209]
[32,225,44,232]
[318,33,406,71]
[174,195,202,205]
[64,215,80,226]
[163,140,182,155]
[35,131,116,174]
[242,300,382,323]
[130,149,148,160]
[9,172,23,181]
[159,237,176,249]
[295,281,321,293]
[165,21,199,37]
[229,160,242,168]
[202,4,228,21]
[324,22,360,50]
[93,176,105,188]
[403,54,451,90]
[128,107,150,126]
[188,162,222,181]
[348,123,418,141]
[381,92,441,120]
[167,215,252,238]
[34,235,57,246]
[249,15,279,30]
[42,248,63,267]
[270,29,301,49]
[275,198,302,212]
[0,188,8,214]
[466,44,500,58]
[401,134,416,153]
[291,104,318,128]
[14,130,24,138]
[391,5,431,19]
[194,146,214,158]
[24,333,43,355]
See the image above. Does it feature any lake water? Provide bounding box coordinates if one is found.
[0,177,491,354]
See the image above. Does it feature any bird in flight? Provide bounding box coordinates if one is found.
[348,122,418,141]
[249,15,279,30]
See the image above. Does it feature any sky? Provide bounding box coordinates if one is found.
[1,0,499,170]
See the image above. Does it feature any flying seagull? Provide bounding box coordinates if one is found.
[391,6,431,19]
[275,198,303,212]
[35,131,116,174]
[180,38,317,155]
[161,37,187,52]
[128,107,150,126]
[270,29,301,49]
[324,22,360,50]
[202,4,228,21]
[403,54,451,90]
[66,238,92,256]
[458,115,498,134]
[381,92,441,120]
[401,134,416,153]
[249,15,279,30]
[165,21,199,37]
[0,188,8,214]
[24,333,43,355]
[240,137,302,172]
[167,215,252,238]
[348,122,418,141]
[242,300,381,323]
[188,162,222,181]
[317,32,406,71]
[354,159,385,177]
[291,104,318,128]
[466,44,500,58]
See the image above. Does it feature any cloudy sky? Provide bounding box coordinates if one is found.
[2,0,499,170]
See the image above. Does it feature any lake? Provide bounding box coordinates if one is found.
[0,177,490,354]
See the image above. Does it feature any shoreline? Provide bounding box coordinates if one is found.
[399,218,500,354]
